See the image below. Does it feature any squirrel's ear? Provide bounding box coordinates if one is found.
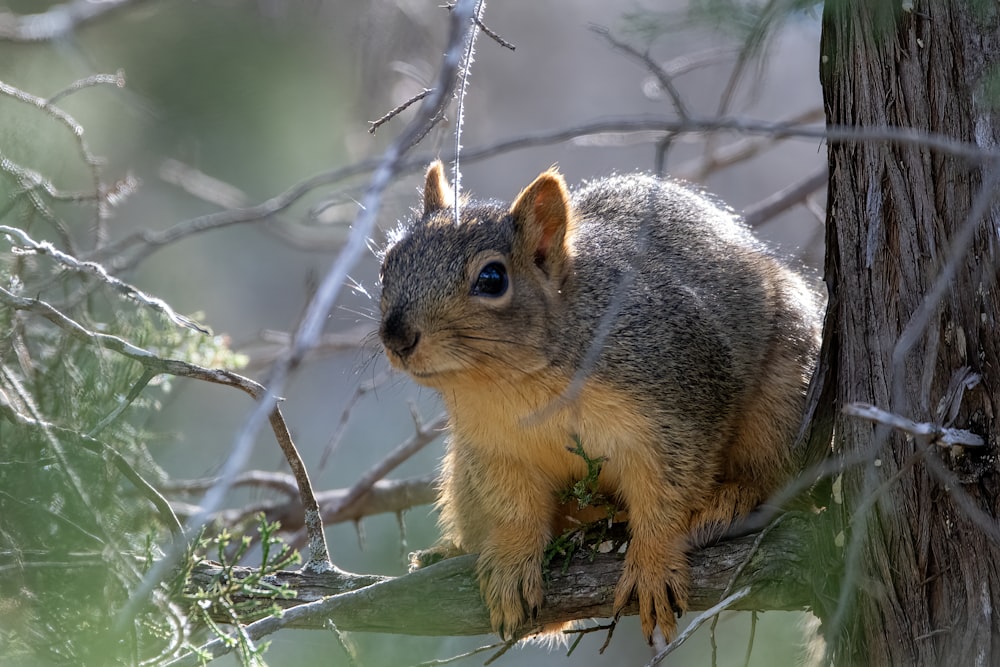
[510,169,574,273]
[423,160,454,215]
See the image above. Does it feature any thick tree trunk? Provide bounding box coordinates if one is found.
[818,1,1000,663]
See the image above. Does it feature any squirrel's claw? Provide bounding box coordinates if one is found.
[612,551,689,644]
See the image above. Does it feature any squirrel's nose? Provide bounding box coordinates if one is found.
[380,310,421,360]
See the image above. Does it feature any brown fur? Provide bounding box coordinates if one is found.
[379,161,821,642]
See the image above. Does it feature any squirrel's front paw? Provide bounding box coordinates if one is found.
[476,548,545,640]
[612,548,689,643]
[409,542,462,572]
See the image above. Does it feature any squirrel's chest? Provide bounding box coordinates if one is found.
[443,377,660,487]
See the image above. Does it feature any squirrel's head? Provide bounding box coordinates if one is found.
[378,161,575,389]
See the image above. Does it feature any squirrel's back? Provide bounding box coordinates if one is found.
[550,173,818,435]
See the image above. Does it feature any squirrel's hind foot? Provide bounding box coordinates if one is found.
[476,547,545,641]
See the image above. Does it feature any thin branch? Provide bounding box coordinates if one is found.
[369,88,433,135]
[701,0,782,176]
[450,0,485,212]
[159,158,250,209]
[0,151,101,203]
[162,470,302,498]
[0,0,154,41]
[87,368,155,438]
[87,114,996,273]
[647,588,751,667]
[672,107,826,180]
[641,47,739,98]
[742,611,758,667]
[170,475,437,532]
[0,78,105,233]
[591,25,691,120]
[409,641,505,667]
[1,225,208,334]
[742,166,828,227]
[324,413,446,519]
[319,368,390,469]
[241,325,373,368]
[445,1,515,51]
[47,70,126,104]
[843,402,984,449]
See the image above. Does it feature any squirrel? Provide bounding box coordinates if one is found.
[378,160,821,643]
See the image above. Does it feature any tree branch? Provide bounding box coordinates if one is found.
[183,512,814,658]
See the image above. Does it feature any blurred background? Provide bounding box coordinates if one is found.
[0,1,825,664]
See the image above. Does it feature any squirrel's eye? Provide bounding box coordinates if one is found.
[471,261,508,297]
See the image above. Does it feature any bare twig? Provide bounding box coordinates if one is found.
[450,0,486,212]
[709,514,787,655]
[743,611,758,667]
[843,402,984,448]
[243,325,373,368]
[369,88,433,135]
[700,0,782,177]
[673,107,826,180]
[87,368,156,438]
[641,47,739,99]
[409,641,505,667]
[170,475,437,532]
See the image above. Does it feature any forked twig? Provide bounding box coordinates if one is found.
[646,587,751,667]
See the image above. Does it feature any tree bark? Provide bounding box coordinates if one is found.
[818,0,1000,663]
